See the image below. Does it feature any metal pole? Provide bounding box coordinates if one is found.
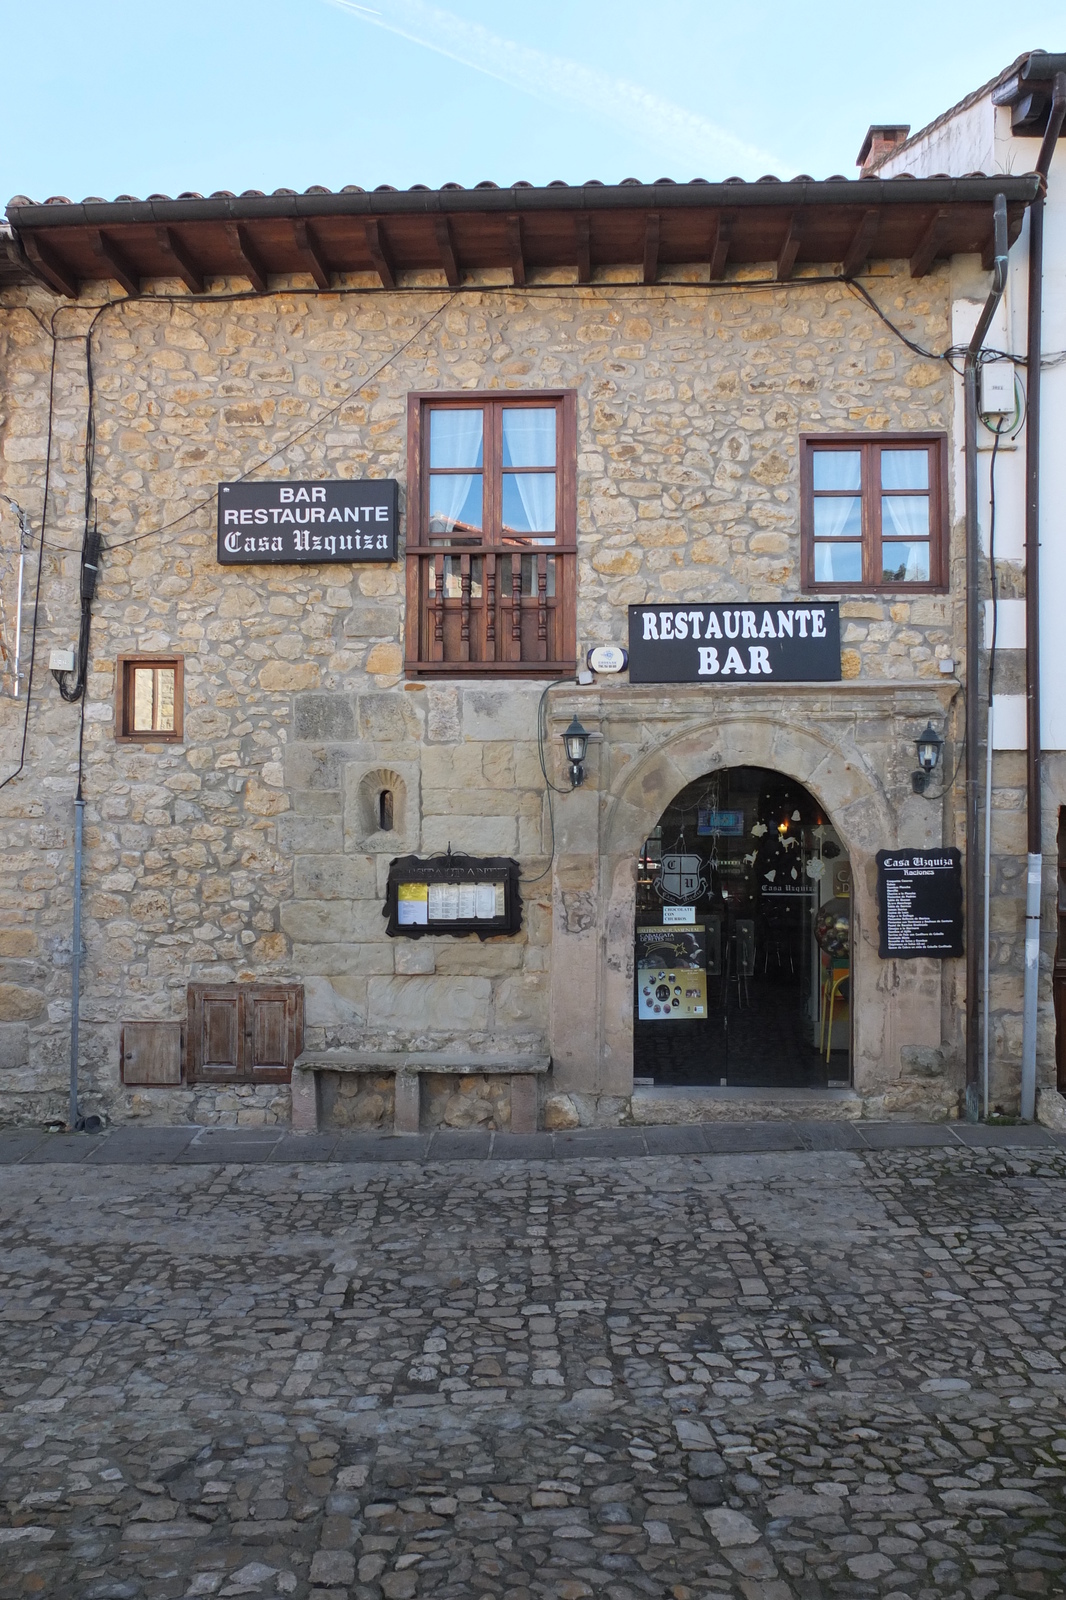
[70,795,84,1130]
[982,702,994,1119]
[964,192,1009,1122]
[13,546,25,698]
[1021,72,1066,1122]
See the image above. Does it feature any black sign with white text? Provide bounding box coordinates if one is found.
[217,480,398,564]
[628,602,840,683]
[877,848,963,959]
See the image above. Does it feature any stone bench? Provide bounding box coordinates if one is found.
[290,1050,551,1135]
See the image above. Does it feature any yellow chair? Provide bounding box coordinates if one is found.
[820,964,850,1062]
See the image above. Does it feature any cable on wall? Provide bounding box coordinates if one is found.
[0,325,58,791]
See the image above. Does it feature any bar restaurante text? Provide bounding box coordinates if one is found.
[217,479,399,564]
[628,602,841,683]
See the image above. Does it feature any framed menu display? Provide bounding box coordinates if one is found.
[383,853,522,940]
[876,849,963,958]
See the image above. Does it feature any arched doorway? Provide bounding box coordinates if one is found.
[634,766,852,1088]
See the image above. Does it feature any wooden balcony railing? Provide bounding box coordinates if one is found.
[404,545,577,676]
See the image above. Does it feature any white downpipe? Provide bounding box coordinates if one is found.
[982,703,993,1119]
[1021,852,1041,1121]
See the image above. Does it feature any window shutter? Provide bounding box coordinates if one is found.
[187,983,302,1083]
[243,986,302,1082]
[120,1021,183,1085]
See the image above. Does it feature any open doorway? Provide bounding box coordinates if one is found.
[634,766,852,1089]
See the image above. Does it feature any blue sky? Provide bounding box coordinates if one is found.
[5,1,1064,204]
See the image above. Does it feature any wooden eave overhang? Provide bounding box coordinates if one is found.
[3,174,1041,298]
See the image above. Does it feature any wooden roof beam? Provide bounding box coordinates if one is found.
[709,214,732,280]
[910,208,951,278]
[643,212,660,285]
[21,234,78,298]
[575,213,591,284]
[841,209,880,278]
[776,213,803,282]
[365,219,395,289]
[433,217,460,287]
[506,215,525,288]
[293,221,331,290]
[89,229,140,296]
[155,227,204,293]
[223,223,269,292]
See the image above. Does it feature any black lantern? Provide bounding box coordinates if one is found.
[912,722,944,793]
[562,715,590,788]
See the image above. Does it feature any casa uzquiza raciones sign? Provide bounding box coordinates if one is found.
[628,602,840,683]
[217,480,399,564]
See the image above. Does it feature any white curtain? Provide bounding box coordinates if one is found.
[812,495,861,539]
[429,410,484,534]
[506,473,556,537]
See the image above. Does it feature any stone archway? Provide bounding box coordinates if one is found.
[548,700,954,1119]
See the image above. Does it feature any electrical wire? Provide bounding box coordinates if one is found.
[41,270,871,557]
[521,677,580,885]
[83,289,460,554]
[0,327,58,791]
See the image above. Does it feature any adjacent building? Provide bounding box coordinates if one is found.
[864,49,1066,1118]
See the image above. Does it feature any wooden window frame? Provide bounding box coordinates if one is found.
[800,433,949,595]
[405,390,577,677]
[116,654,185,743]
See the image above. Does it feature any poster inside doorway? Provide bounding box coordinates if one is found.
[636,925,708,1019]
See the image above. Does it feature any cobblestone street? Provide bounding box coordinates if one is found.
[2,1134,1066,1600]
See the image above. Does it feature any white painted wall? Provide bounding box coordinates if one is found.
[880,97,1066,749]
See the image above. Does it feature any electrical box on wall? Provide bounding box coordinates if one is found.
[49,648,75,673]
[979,360,1014,416]
[383,853,523,940]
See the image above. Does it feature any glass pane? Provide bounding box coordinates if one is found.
[813,495,862,539]
[814,542,862,583]
[429,473,482,535]
[881,494,929,540]
[156,669,176,732]
[502,472,556,535]
[881,542,930,583]
[442,556,483,600]
[429,408,483,469]
[502,408,556,468]
[881,449,929,490]
[811,450,860,491]
[132,668,154,731]
[520,554,556,598]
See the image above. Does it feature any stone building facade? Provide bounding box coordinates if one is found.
[0,176,1042,1127]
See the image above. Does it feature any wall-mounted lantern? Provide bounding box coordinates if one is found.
[562,716,590,788]
[912,722,944,793]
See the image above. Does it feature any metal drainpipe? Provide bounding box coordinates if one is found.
[1020,71,1066,1122]
[964,193,1009,1121]
[69,789,84,1130]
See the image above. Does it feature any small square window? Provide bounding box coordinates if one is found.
[116,656,184,743]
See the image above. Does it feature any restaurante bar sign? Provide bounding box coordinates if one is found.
[628,603,841,683]
[217,480,399,564]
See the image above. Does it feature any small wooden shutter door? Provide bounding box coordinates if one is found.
[242,986,302,1083]
[187,983,302,1083]
[188,986,242,1081]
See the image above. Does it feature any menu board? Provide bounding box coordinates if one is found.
[876,849,963,959]
[384,854,521,940]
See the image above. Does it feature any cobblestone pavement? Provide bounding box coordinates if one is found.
[2,1140,1066,1600]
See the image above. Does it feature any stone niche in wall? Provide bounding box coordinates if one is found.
[343,762,421,854]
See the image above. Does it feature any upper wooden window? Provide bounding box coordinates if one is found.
[801,435,948,593]
[405,392,577,676]
[116,655,184,742]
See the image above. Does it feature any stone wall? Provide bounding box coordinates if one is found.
[0,264,969,1124]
